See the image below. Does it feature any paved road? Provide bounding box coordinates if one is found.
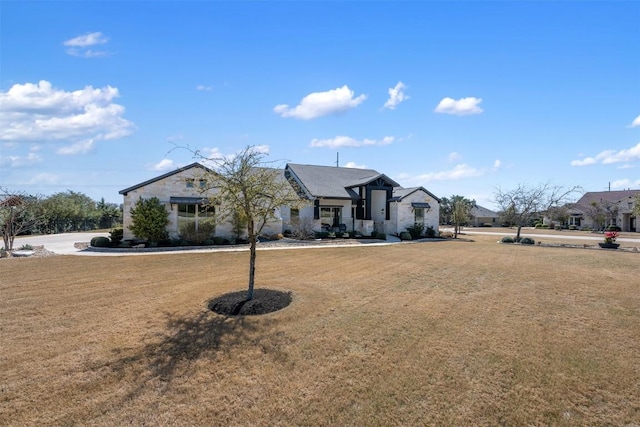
[450,228,640,244]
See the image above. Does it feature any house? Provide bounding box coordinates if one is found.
[468,205,500,227]
[283,164,440,236]
[566,190,639,232]
[119,162,441,241]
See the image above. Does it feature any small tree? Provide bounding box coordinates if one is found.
[494,183,581,241]
[198,146,304,300]
[449,195,475,238]
[0,189,42,251]
[129,197,169,243]
[632,194,640,221]
[585,201,606,231]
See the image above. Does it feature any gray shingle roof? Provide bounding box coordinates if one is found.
[285,164,400,199]
[470,205,499,218]
[573,190,640,212]
[390,186,442,203]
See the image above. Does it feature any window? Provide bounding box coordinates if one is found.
[186,179,206,189]
[414,207,424,223]
[290,207,300,224]
[320,207,341,227]
[177,203,215,233]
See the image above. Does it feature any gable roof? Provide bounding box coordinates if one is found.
[285,163,400,199]
[470,205,499,218]
[573,190,640,211]
[390,186,442,203]
[119,162,211,195]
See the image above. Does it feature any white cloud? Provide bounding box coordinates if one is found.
[404,164,484,184]
[63,32,110,57]
[383,81,408,110]
[310,135,394,148]
[448,152,461,162]
[56,139,96,155]
[152,159,177,171]
[344,161,367,169]
[571,142,640,166]
[631,115,640,127]
[492,159,502,170]
[0,150,42,168]
[0,80,134,154]
[64,32,108,47]
[274,85,366,120]
[27,173,60,185]
[196,85,213,91]
[611,178,640,189]
[434,97,483,115]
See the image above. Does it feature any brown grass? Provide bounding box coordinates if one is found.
[2,235,639,426]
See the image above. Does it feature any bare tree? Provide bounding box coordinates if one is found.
[1,189,42,251]
[494,183,581,241]
[198,146,304,300]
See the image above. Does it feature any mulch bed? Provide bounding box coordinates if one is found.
[207,288,292,316]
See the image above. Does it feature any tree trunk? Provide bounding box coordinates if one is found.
[247,219,256,301]
[516,225,522,242]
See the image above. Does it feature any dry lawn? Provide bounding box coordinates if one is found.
[1,235,639,426]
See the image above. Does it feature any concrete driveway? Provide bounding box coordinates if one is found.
[13,232,109,255]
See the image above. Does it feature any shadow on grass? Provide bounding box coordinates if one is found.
[108,308,285,388]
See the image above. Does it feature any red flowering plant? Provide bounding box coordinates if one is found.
[604,230,619,244]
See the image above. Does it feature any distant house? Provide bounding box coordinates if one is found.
[119,162,441,241]
[566,190,639,232]
[469,205,500,227]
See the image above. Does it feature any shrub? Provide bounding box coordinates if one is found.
[314,231,329,239]
[203,239,215,246]
[440,231,453,238]
[500,236,515,244]
[554,225,562,230]
[399,231,412,241]
[376,233,386,240]
[405,223,424,239]
[540,224,549,229]
[90,236,111,247]
[520,237,535,245]
[109,227,124,245]
[269,233,284,240]
[179,220,216,244]
[129,197,169,243]
[569,225,577,230]
[213,236,226,245]
[425,226,436,238]
[607,225,622,232]
[18,244,34,250]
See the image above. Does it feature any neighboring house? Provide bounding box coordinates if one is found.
[469,205,500,227]
[119,162,441,240]
[283,164,440,236]
[566,190,639,232]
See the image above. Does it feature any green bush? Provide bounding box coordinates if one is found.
[129,197,169,243]
[500,236,515,244]
[425,226,436,238]
[554,225,562,230]
[315,231,329,239]
[90,236,111,247]
[406,223,424,239]
[569,225,577,230]
[376,233,386,240]
[18,244,34,250]
[399,231,412,241]
[179,220,216,244]
[520,237,535,245]
[213,236,226,245]
[109,227,124,245]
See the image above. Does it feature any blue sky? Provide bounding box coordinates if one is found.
[1,1,639,209]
